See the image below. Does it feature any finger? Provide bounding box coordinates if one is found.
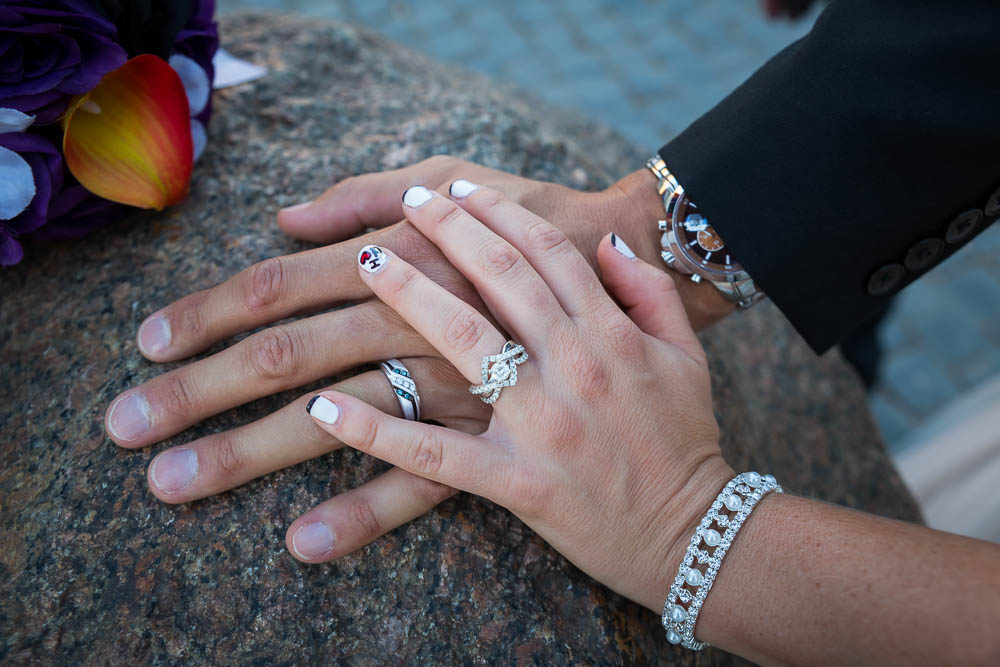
[597,233,705,362]
[307,390,509,501]
[276,155,462,243]
[446,180,609,317]
[137,235,373,363]
[144,359,484,503]
[355,244,508,384]
[398,185,570,346]
[107,300,435,448]
[285,466,457,562]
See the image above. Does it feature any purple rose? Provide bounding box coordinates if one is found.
[0,131,63,266]
[0,1,128,125]
[172,0,218,129]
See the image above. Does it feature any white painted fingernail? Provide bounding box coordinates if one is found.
[307,395,341,424]
[449,179,479,198]
[402,185,433,208]
[357,244,389,273]
[610,233,636,260]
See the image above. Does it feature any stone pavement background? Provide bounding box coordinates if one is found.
[217,0,1000,453]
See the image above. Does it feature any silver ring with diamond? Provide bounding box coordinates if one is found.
[469,340,528,405]
[379,359,421,421]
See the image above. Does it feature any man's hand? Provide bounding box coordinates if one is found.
[105,155,732,557]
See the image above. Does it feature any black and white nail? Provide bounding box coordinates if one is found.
[449,179,479,198]
[610,232,636,259]
[358,244,389,273]
[306,395,340,424]
[402,185,433,208]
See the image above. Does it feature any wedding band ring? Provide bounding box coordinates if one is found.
[380,359,421,421]
[469,340,528,405]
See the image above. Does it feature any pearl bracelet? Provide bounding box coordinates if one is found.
[661,471,782,650]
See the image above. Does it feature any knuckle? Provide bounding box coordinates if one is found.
[178,290,211,339]
[213,433,248,479]
[409,432,445,477]
[604,314,643,359]
[244,257,287,312]
[356,414,382,454]
[442,308,489,355]
[245,327,301,380]
[562,346,613,401]
[522,220,570,256]
[157,373,197,419]
[478,241,524,279]
[348,498,383,542]
[428,202,466,228]
[385,264,422,300]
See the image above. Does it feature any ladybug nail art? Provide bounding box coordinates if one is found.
[358,245,388,273]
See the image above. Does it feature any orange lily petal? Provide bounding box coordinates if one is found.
[62,54,193,210]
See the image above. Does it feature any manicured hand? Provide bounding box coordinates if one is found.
[298,181,733,610]
[105,156,732,558]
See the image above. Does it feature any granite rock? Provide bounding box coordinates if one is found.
[0,13,920,665]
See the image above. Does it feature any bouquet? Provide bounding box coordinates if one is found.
[0,0,219,266]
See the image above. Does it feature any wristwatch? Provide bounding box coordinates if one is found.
[646,156,765,309]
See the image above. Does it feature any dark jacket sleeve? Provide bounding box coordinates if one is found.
[659,0,1000,353]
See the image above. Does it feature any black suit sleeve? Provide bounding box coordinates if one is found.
[659,0,1000,353]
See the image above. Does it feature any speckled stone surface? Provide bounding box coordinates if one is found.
[0,13,920,665]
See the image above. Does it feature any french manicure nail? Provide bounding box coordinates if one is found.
[138,314,171,356]
[107,393,152,441]
[357,245,389,274]
[292,522,335,559]
[307,395,341,424]
[150,448,198,493]
[610,232,636,260]
[402,185,433,208]
[449,179,479,198]
[280,200,312,213]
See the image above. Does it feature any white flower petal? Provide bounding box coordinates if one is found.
[212,48,268,89]
[0,108,35,133]
[191,118,207,162]
[169,54,211,116]
[0,145,35,220]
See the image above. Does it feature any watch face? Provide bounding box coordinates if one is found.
[670,192,744,275]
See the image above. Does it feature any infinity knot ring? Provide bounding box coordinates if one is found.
[469,340,528,405]
[380,359,421,421]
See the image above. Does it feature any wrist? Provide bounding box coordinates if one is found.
[630,453,736,613]
[607,169,736,330]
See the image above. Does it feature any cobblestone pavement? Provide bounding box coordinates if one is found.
[218,0,1000,451]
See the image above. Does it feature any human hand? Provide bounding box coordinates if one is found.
[105,156,731,558]
[300,180,734,610]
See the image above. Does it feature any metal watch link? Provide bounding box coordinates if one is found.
[645,156,765,309]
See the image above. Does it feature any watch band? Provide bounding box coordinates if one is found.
[646,155,765,310]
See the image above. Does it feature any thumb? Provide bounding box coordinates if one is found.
[598,233,704,361]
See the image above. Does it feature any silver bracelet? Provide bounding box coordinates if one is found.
[661,472,782,650]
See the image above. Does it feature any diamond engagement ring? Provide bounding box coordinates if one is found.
[469,340,528,405]
[380,359,421,421]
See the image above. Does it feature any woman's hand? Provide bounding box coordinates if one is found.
[107,156,733,558]
[297,180,734,611]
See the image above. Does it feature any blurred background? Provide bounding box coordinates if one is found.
[218,0,1000,538]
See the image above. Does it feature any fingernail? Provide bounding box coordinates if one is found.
[280,201,312,213]
[107,394,151,441]
[138,314,171,356]
[402,185,433,208]
[357,245,389,274]
[449,179,479,198]
[307,395,341,424]
[292,522,335,559]
[610,233,636,260]
[150,448,198,493]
